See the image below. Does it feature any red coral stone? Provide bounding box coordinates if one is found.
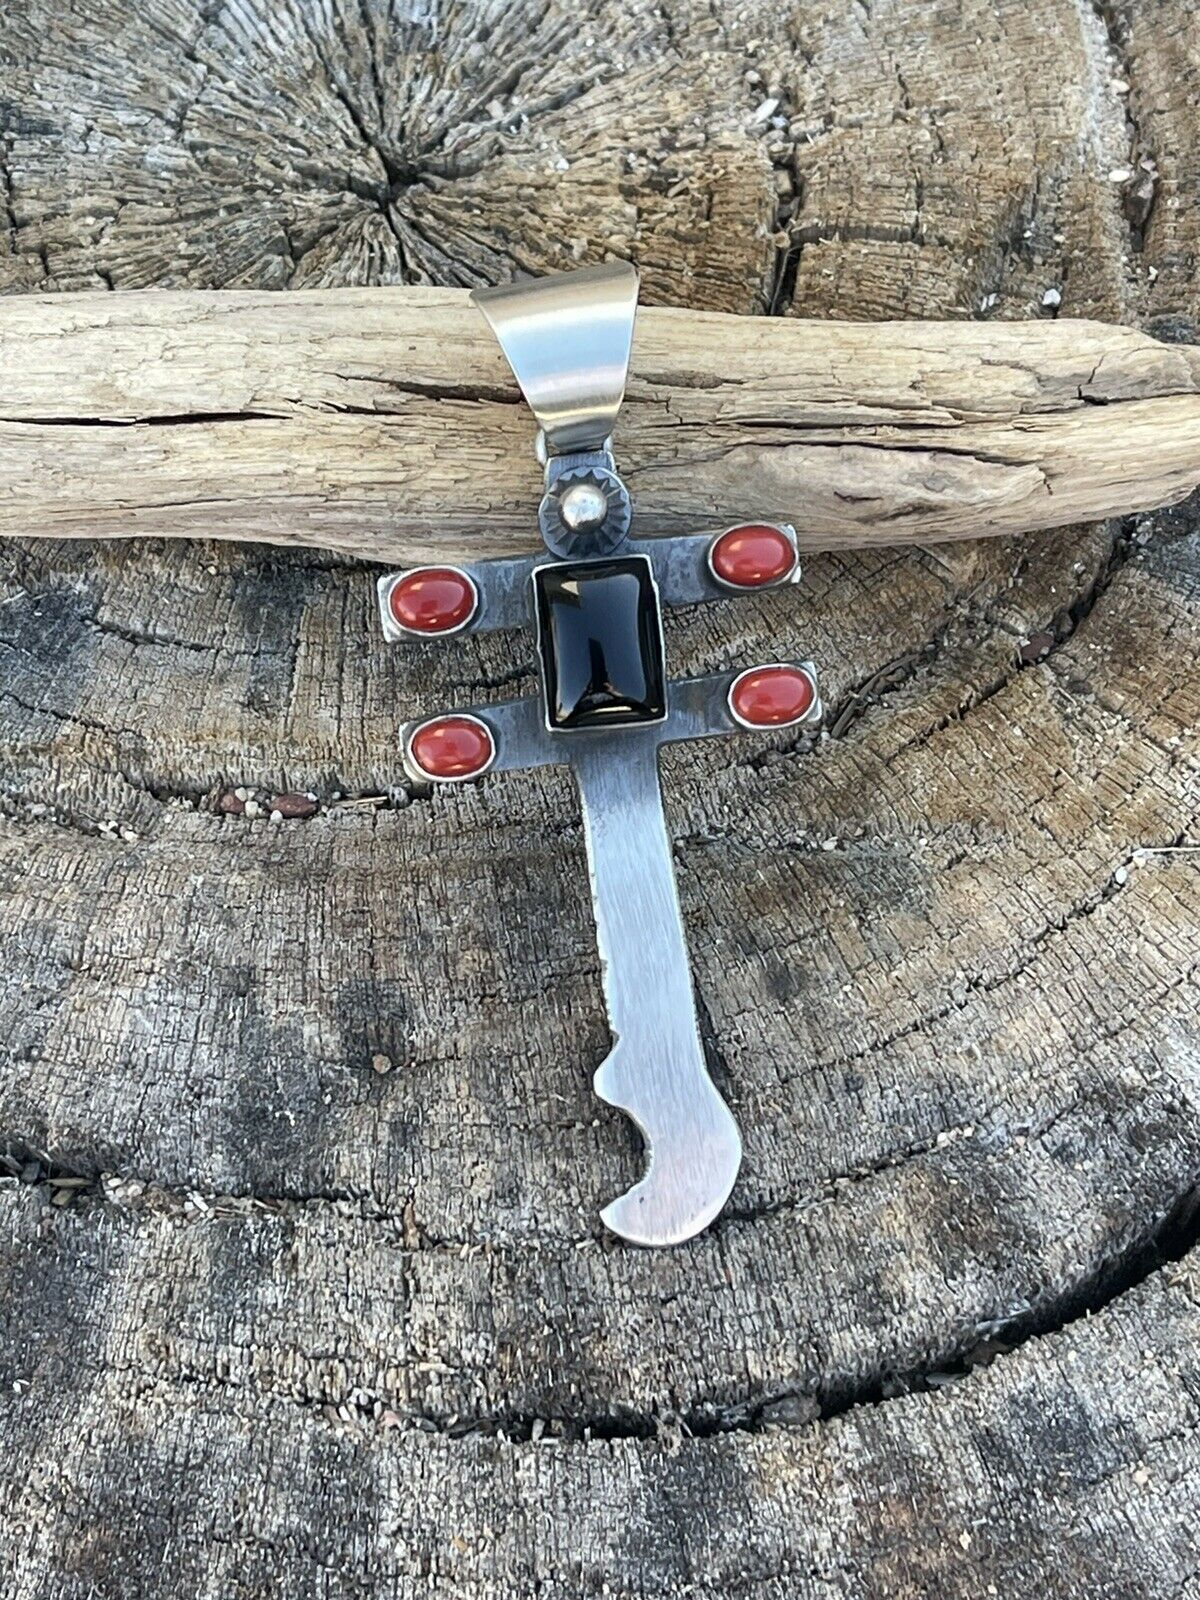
[709,524,796,589]
[389,567,477,634]
[729,665,816,728]
[408,716,495,781]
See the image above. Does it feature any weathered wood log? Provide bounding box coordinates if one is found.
[2,291,1200,561]
[2,0,1199,1595]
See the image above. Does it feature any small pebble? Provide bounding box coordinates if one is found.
[1019,630,1055,663]
[270,791,320,819]
[759,1393,821,1426]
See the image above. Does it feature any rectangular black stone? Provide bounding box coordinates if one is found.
[534,555,666,731]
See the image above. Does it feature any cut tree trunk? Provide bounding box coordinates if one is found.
[1,2,1199,1597]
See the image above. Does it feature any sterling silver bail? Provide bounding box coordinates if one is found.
[472,262,638,558]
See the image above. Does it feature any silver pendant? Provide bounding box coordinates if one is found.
[377,264,821,1245]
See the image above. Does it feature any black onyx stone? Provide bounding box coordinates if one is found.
[534,556,666,731]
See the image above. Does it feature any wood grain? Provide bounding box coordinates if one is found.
[1,292,1199,561]
[1,0,1199,1596]
[3,1177,1200,1596]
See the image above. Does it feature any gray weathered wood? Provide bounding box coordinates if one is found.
[1,292,1199,561]
[1,0,1199,1595]
[3,1177,1200,1596]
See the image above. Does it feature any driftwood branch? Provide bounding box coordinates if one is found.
[3,289,1199,563]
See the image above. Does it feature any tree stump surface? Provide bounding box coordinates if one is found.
[1,2,1198,1596]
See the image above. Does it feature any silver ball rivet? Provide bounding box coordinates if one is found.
[559,480,609,533]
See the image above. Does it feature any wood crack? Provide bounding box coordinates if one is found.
[0,410,280,428]
[4,1141,1198,1447]
[814,879,1185,1078]
[1083,0,1157,254]
[805,517,1132,766]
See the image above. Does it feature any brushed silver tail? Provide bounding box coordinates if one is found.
[573,735,743,1246]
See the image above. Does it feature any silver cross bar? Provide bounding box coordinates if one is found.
[377,264,821,1246]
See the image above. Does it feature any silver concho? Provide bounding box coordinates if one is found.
[539,463,632,558]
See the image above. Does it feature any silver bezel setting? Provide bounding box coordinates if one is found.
[726,661,822,732]
[530,553,670,736]
[378,566,480,643]
[403,712,497,784]
[705,522,801,594]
